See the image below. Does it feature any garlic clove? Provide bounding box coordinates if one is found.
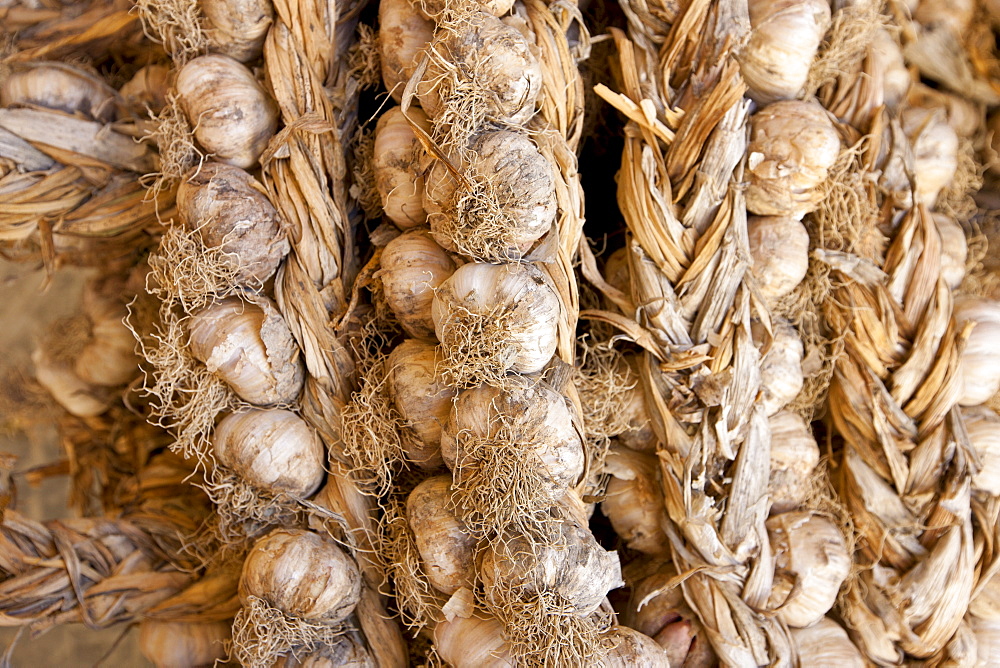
[406,475,476,594]
[788,617,865,668]
[1,62,119,123]
[601,445,670,556]
[433,614,514,667]
[386,339,457,468]
[373,107,433,228]
[753,318,805,416]
[378,0,435,102]
[748,215,810,303]
[954,297,1000,406]
[138,619,232,668]
[767,410,820,515]
[379,229,455,340]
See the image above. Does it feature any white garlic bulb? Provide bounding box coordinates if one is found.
[1,62,118,122]
[33,348,109,418]
[902,105,958,209]
[962,406,1000,496]
[954,297,1000,406]
[935,213,967,290]
[386,339,456,468]
[788,617,865,668]
[746,100,841,220]
[431,262,560,381]
[767,410,820,515]
[754,318,805,416]
[379,229,455,339]
[378,0,434,102]
[177,162,289,286]
[138,619,232,668]
[119,65,174,115]
[239,528,362,623]
[188,296,305,406]
[434,614,513,667]
[201,0,274,63]
[424,129,556,259]
[175,54,279,169]
[739,0,831,104]
[406,475,476,594]
[601,445,669,556]
[213,409,325,498]
[600,626,673,668]
[271,635,374,667]
[374,107,432,228]
[73,287,140,387]
[870,28,910,111]
[766,511,850,628]
[748,215,810,303]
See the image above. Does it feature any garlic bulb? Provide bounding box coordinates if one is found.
[601,445,669,556]
[175,54,279,169]
[908,84,982,139]
[386,339,457,468]
[954,297,1000,406]
[599,626,673,668]
[766,511,850,627]
[746,100,841,219]
[406,475,477,594]
[754,318,805,416]
[1,62,118,122]
[914,0,975,35]
[870,28,910,111]
[935,213,967,290]
[417,12,542,124]
[177,162,290,286]
[748,215,810,303]
[73,289,140,387]
[788,617,865,668]
[201,0,274,63]
[971,615,1000,666]
[138,619,232,668]
[424,129,556,259]
[480,517,623,615]
[188,296,305,406]
[739,0,831,104]
[767,411,820,515]
[901,106,958,209]
[434,615,513,667]
[271,635,374,667]
[378,0,434,102]
[604,247,631,300]
[213,409,325,498]
[617,355,657,452]
[119,65,174,115]
[417,0,514,20]
[379,229,455,339]
[431,262,560,380]
[240,528,362,623]
[961,406,1000,496]
[374,107,432,228]
[33,348,109,418]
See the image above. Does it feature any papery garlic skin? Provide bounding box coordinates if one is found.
[767,411,820,515]
[378,0,434,102]
[119,65,174,115]
[188,297,305,406]
[177,162,290,286]
[406,475,476,594]
[962,406,1000,497]
[746,100,841,219]
[201,0,274,63]
[213,409,325,498]
[902,106,958,209]
[271,634,375,667]
[138,619,232,668]
[748,215,810,302]
[601,445,669,556]
[936,213,967,290]
[740,0,831,104]
[599,626,673,668]
[766,512,850,627]
[971,615,1000,667]
[386,339,456,468]
[176,54,279,169]
[379,229,455,339]
[754,318,805,416]
[1,62,118,122]
[434,615,514,668]
[788,617,865,668]
[374,107,432,228]
[240,528,362,623]
[954,297,1000,406]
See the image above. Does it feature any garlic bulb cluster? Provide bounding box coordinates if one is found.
[901,106,959,209]
[431,262,560,380]
[379,229,455,339]
[754,318,805,416]
[962,406,1000,496]
[240,528,362,624]
[788,617,865,668]
[138,619,232,668]
[600,626,673,668]
[386,339,456,468]
[374,107,432,228]
[740,0,831,104]
[176,54,279,169]
[767,411,820,515]
[119,65,174,115]
[936,213,967,290]
[745,100,841,219]
[433,614,513,667]
[747,215,810,303]
[188,296,305,406]
[1,62,118,122]
[766,511,850,627]
[406,475,476,594]
[601,445,669,556]
[213,409,325,498]
[177,162,290,286]
[201,0,274,63]
[378,0,434,102]
[954,297,1000,406]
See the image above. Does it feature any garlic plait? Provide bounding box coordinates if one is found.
[379,228,455,340]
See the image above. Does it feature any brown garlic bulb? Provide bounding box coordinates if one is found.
[119,65,174,116]
[600,626,673,668]
[740,0,831,104]
[748,215,810,303]
[406,475,476,594]
[766,511,850,628]
[788,617,865,668]
[901,105,958,209]
[188,296,305,406]
[386,339,457,468]
[767,410,820,515]
[175,54,279,169]
[177,162,290,286]
[962,406,1000,497]
[374,107,432,228]
[601,445,669,556]
[213,409,325,498]
[138,619,232,668]
[379,229,455,339]
[935,213,967,290]
[378,0,435,102]
[754,318,805,416]
[240,528,362,623]
[746,100,841,219]
[954,297,1000,406]
[201,0,274,63]
[480,517,623,616]
[434,615,513,667]
[1,62,118,122]
[271,634,374,667]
